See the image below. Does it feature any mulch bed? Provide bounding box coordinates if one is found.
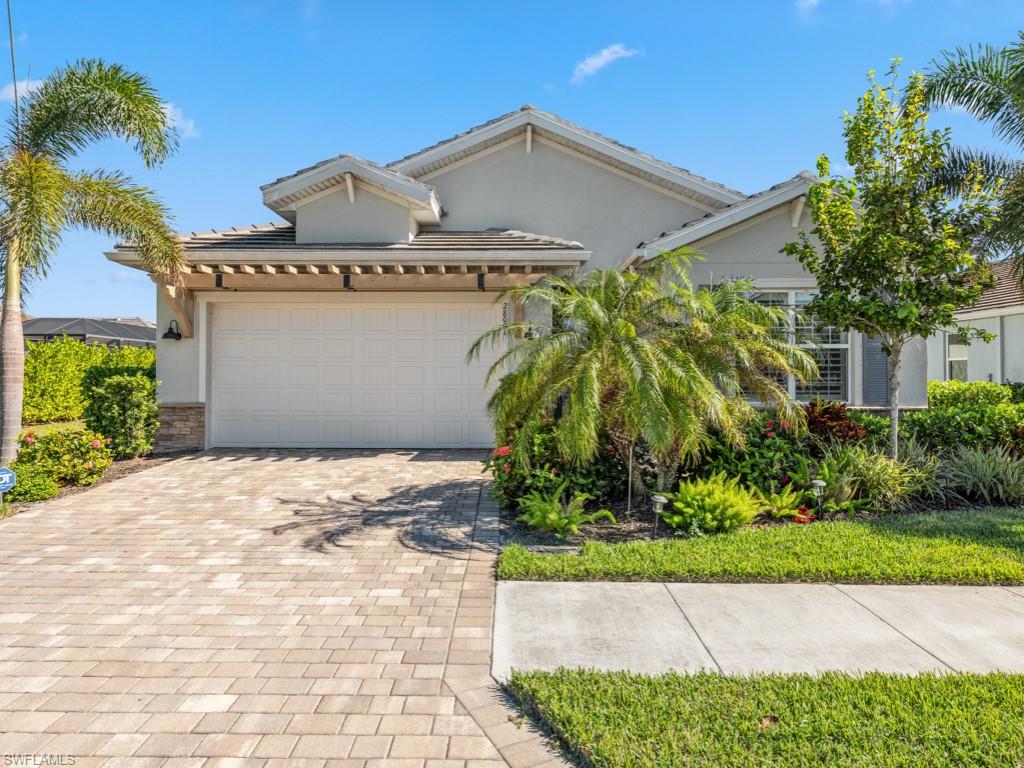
[500,497,678,547]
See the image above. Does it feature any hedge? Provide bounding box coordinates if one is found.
[23,337,155,424]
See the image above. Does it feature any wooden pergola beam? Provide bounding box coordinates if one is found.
[158,283,194,338]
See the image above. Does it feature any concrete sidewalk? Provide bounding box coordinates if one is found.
[493,582,1024,679]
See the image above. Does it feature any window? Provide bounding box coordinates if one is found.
[748,290,850,402]
[947,333,968,381]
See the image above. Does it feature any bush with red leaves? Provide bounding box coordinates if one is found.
[805,399,866,448]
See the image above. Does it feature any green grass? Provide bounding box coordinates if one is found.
[25,420,85,436]
[498,506,1024,584]
[509,669,1024,768]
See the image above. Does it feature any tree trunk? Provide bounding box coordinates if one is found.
[887,340,903,460]
[0,240,23,465]
[655,459,675,494]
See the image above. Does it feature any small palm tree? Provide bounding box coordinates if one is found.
[923,33,1024,277]
[468,252,817,492]
[0,59,183,462]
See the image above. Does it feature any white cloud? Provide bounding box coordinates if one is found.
[795,0,821,15]
[571,43,639,85]
[162,102,200,139]
[0,78,41,102]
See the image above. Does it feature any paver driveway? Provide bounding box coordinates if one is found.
[0,451,566,768]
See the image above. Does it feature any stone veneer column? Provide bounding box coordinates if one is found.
[154,403,206,452]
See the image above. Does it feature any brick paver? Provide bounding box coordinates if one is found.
[0,451,567,768]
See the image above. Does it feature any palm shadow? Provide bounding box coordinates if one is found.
[271,477,498,557]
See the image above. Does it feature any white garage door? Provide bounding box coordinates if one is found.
[209,299,501,448]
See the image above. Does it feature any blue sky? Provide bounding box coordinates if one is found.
[9,0,1023,320]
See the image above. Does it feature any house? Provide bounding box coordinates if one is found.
[22,316,157,348]
[926,259,1024,385]
[106,105,928,451]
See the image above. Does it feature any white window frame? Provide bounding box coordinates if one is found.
[748,289,851,403]
[946,332,969,381]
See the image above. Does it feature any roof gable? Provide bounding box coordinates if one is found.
[629,172,817,264]
[261,155,441,225]
[388,105,745,209]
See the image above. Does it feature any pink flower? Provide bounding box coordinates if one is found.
[85,461,94,469]
[766,431,776,439]
[22,436,35,445]
[493,445,511,457]
[502,463,511,474]
[89,439,102,449]
[765,419,775,430]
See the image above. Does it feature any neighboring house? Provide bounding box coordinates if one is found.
[107,105,928,451]
[926,259,1024,385]
[23,316,157,348]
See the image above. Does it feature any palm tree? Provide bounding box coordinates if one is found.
[468,252,817,492]
[0,59,183,463]
[923,33,1024,277]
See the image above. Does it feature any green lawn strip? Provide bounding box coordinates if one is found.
[509,669,1024,768]
[26,420,86,436]
[497,507,1024,584]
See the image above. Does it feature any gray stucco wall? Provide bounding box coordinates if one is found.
[1004,315,1024,381]
[156,286,201,403]
[427,137,707,272]
[932,313,1024,386]
[295,186,414,244]
[687,207,815,286]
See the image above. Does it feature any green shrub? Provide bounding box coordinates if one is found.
[483,422,627,508]
[700,412,807,494]
[1006,381,1024,404]
[848,409,890,451]
[928,379,1011,408]
[83,373,159,458]
[660,473,760,535]
[23,338,154,424]
[16,429,113,486]
[818,444,917,511]
[902,401,1024,453]
[943,445,1024,505]
[515,477,617,540]
[5,462,60,502]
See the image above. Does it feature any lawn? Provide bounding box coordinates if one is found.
[26,420,85,436]
[509,669,1024,768]
[498,506,1024,584]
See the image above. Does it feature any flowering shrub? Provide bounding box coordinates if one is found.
[700,412,807,494]
[17,429,114,486]
[483,422,627,508]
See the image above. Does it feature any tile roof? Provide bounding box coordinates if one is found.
[23,317,157,344]
[261,154,425,194]
[116,223,585,253]
[958,259,1024,314]
[388,105,745,202]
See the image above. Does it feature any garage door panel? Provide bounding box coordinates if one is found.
[211,301,499,448]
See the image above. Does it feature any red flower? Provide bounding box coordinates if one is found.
[502,463,511,473]
[22,436,36,444]
[765,419,775,430]
[780,420,790,431]
[766,431,775,439]
[608,446,616,455]
[89,439,102,449]
[493,445,511,457]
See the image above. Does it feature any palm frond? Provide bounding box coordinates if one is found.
[0,150,68,278]
[62,170,182,276]
[16,59,177,167]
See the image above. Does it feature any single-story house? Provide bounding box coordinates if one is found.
[107,105,928,451]
[23,316,157,348]
[926,259,1024,384]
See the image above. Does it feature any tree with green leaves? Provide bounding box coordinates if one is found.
[468,252,816,492]
[784,63,999,458]
[923,32,1024,279]
[0,59,183,463]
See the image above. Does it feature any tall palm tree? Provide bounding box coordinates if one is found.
[0,59,183,462]
[468,252,817,491]
[923,33,1024,277]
